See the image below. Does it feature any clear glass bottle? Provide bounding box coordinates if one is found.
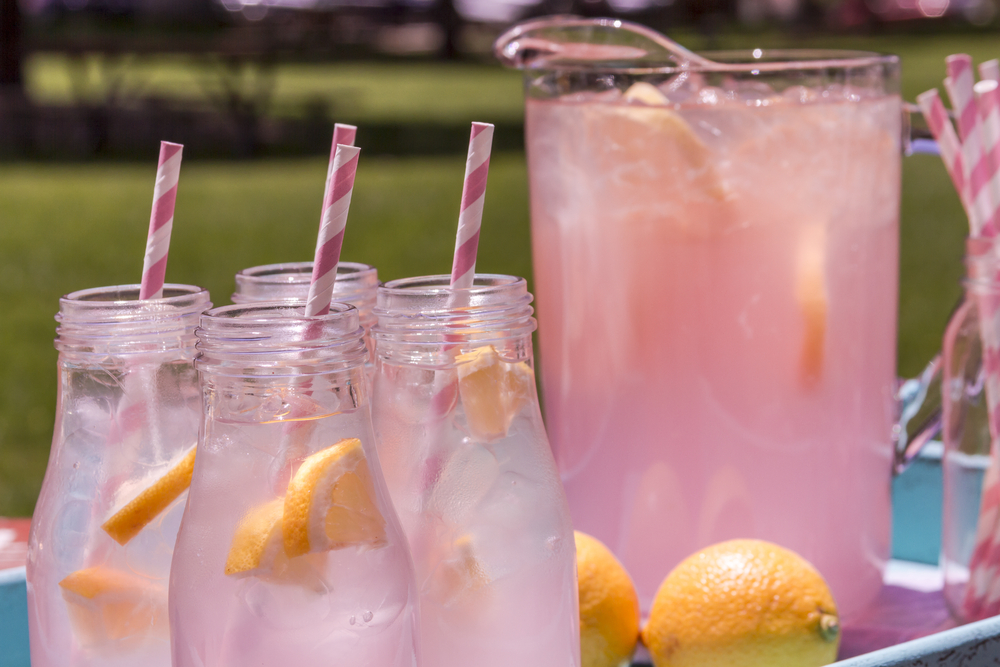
[371,274,579,667]
[941,244,994,623]
[27,284,211,667]
[232,261,377,332]
[169,301,419,667]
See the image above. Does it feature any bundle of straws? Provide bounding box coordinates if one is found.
[920,54,1000,620]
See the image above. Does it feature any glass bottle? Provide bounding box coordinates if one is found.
[941,244,994,623]
[169,301,418,667]
[231,261,377,333]
[371,274,579,667]
[27,284,211,667]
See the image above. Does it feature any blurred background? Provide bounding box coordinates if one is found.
[0,0,997,515]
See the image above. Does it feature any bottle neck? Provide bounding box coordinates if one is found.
[965,241,1000,297]
[373,274,536,366]
[54,284,211,359]
[196,302,368,377]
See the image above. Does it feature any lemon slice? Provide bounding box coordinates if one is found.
[624,81,669,105]
[796,224,827,389]
[283,438,387,558]
[59,566,168,645]
[428,534,490,607]
[595,90,728,207]
[102,446,197,546]
[456,345,535,442]
[225,497,285,577]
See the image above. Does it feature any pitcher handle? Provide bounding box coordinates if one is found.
[894,353,943,476]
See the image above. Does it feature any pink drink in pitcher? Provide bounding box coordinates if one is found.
[499,19,901,617]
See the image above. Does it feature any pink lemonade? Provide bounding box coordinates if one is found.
[526,81,901,617]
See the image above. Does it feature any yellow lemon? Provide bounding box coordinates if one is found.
[642,539,840,667]
[59,566,168,646]
[282,438,387,558]
[457,345,535,442]
[102,446,197,546]
[224,497,285,577]
[575,531,640,667]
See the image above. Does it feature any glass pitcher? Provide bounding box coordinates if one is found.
[497,17,901,618]
[27,284,211,667]
[371,275,579,667]
[169,301,418,667]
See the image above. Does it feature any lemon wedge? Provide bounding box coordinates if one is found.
[456,345,535,442]
[225,497,285,577]
[59,566,168,645]
[624,81,669,105]
[796,224,827,389]
[428,534,490,607]
[282,438,387,558]
[102,446,197,546]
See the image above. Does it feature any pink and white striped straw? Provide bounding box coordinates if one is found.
[139,141,183,300]
[982,59,1000,83]
[305,142,361,317]
[450,122,495,289]
[976,76,1000,235]
[947,56,995,236]
[327,123,357,183]
[918,89,971,221]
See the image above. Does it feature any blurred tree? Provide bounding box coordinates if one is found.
[0,0,23,90]
[432,0,462,60]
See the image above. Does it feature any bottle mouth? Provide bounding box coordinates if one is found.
[234,261,377,288]
[231,261,378,305]
[196,302,368,376]
[55,284,211,355]
[373,274,535,345]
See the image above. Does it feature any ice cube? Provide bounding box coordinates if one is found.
[429,441,501,525]
[239,572,332,630]
[381,364,456,424]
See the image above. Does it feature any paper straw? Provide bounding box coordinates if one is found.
[977,80,1000,233]
[918,89,971,222]
[305,143,361,317]
[139,141,183,300]
[327,123,357,182]
[982,59,1000,83]
[450,122,495,289]
[947,56,995,236]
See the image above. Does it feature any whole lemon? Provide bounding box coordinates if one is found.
[575,531,641,667]
[642,539,840,667]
